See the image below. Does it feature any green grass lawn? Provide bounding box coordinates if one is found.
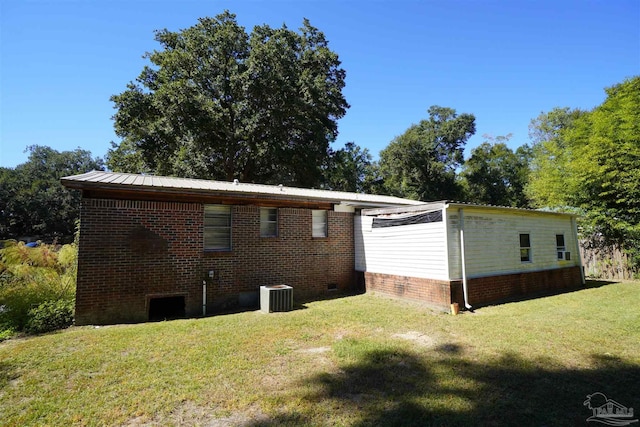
[1,281,639,426]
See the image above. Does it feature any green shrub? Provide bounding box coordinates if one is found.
[0,280,47,330]
[25,299,74,334]
[0,326,15,342]
[0,241,77,333]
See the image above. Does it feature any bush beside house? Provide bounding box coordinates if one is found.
[0,241,76,338]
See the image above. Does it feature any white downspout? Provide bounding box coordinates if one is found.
[202,281,207,316]
[572,216,586,285]
[459,208,472,310]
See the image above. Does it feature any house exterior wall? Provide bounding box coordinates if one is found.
[363,272,462,308]
[354,212,448,280]
[76,198,355,325]
[465,266,583,306]
[446,208,581,279]
[362,267,582,310]
[357,206,583,310]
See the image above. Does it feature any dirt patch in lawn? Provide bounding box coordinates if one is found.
[392,331,437,348]
[126,401,269,427]
[298,346,330,354]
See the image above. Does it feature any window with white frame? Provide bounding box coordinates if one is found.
[520,233,531,262]
[312,210,328,238]
[556,234,566,260]
[260,208,278,237]
[204,205,231,250]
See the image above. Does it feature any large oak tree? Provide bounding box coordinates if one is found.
[460,134,531,208]
[378,106,476,201]
[0,146,104,242]
[108,11,349,187]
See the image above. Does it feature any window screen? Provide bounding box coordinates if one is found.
[520,233,531,262]
[556,234,566,259]
[260,208,278,237]
[204,205,231,250]
[371,210,442,228]
[312,210,328,238]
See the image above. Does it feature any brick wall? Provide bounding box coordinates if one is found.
[364,266,583,310]
[363,272,458,309]
[466,266,583,306]
[204,207,355,308]
[76,199,355,325]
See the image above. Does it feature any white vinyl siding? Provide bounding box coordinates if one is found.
[354,213,448,280]
[260,208,278,237]
[312,210,328,238]
[204,205,231,251]
[446,208,579,279]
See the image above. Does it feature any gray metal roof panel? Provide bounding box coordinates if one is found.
[61,171,422,207]
[363,200,578,217]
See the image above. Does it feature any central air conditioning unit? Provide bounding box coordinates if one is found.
[260,285,293,313]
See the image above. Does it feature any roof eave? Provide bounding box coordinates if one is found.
[444,202,579,217]
[61,177,414,209]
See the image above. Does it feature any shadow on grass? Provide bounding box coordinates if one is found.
[212,290,363,318]
[248,344,640,427]
[584,279,622,289]
[474,279,624,310]
[0,361,18,390]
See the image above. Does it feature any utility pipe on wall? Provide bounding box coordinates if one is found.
[572,216,586,285]
[459,208,472,310]
[202,281,207,316]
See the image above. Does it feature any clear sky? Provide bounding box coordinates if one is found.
[1,0,638,169]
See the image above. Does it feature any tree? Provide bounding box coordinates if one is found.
[566,77,640,249]
[378,106,475,201]
[527,77,640,268]
[528,107,585,146]
[526,107,586,207]
[105,140,150,175]
[323,142,374,193]
[0,146,103,242]
[460,134,531,207]
[109,11,349,188]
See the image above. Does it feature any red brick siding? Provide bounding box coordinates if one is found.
[204,207,355,306]
[364,272,456,308]
[364,266,583,310]
[76,199,354,325]
[466,266,583,306]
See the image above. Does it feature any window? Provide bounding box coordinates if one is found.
[312,210,328,238]
[519,233,531,262]
[260,208,278,237]
[204,205,231,250]
[556,234,566,260]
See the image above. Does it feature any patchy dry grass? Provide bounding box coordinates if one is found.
[1,280,639,426]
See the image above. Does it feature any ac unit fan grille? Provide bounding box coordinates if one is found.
[260,285,293,313]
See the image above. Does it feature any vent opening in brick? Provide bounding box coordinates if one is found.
[148,296,185,321]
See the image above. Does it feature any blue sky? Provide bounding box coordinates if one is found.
[1,0,638,169]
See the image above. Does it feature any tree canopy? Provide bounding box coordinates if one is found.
[460,134,531,208]
[377,106,475,201]
[323,142,374,193]
[527,76,640,264]
[108,11,349,188]
[525,107,587,207]
[0,146,104,242]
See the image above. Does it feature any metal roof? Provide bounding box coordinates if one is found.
[363,200,578,217]
[61,170,423,208]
